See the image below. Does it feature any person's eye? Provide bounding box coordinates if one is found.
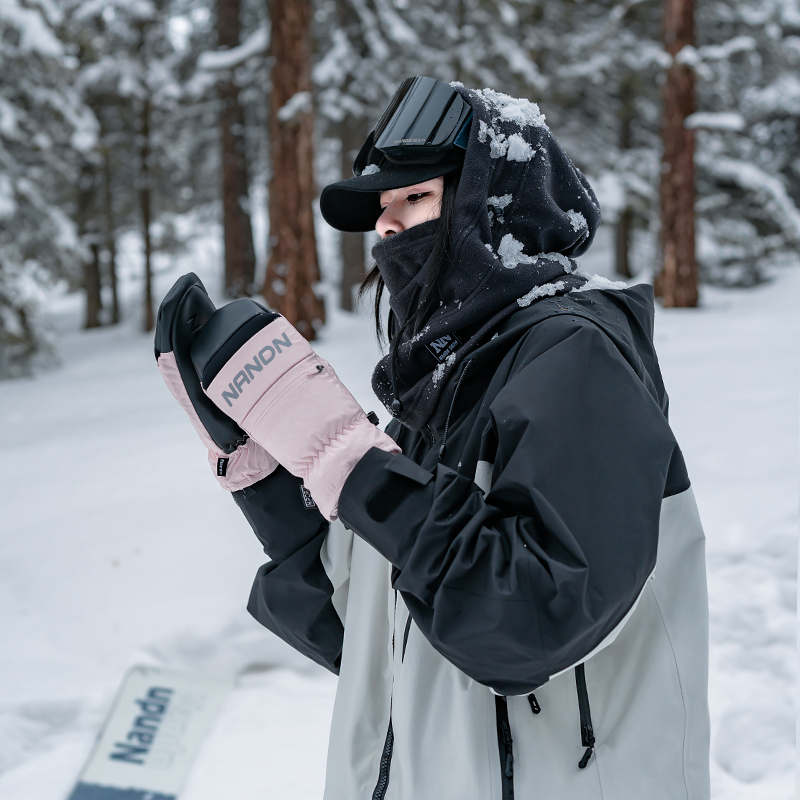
[407,192,430,204]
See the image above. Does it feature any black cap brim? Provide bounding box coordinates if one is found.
[320,158,462,233]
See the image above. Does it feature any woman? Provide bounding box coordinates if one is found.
[155,77,710,800]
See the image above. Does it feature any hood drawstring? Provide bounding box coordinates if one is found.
[389,329,404,415]
[438,359,472,458]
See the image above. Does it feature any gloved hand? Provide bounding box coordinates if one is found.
[189,296,400,520]
[155,273,278,491]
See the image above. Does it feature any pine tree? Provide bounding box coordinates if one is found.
[687,0,800,285]
[656,0,698,307]
[0,0,96,376]
[217,0,258,297]
[265,0,325,338]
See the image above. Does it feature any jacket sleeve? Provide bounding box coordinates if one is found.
[338,320,687,694]
[233,467,344,673]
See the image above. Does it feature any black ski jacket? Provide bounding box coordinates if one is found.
[238,284,688,691]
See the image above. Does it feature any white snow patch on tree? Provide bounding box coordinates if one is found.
[506,133,534,161]
[699,156,800,241]
[276,91,312,122]
[0,175,16,219]
[592,172,626,222]
[0,1,62,57]
[699,35,758,61]
[517,280,566,307]
[744,73,800,116]
[0,98,19,138]
[196,27,269,71]
[685,112,746,131]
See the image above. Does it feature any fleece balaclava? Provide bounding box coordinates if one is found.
[371,84,602,431]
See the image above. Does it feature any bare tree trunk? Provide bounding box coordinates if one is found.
[263,0,325,339]
[339,119,368,311]
[86,230,103,327]
[219,0,256,298]
[78,162,102,329]
[140,92,155,332]
[655,0,697,307]
[615,77,635,279]
[101,139,120,324]
[615,208,634,279]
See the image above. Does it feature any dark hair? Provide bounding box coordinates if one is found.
[358,169,461,345]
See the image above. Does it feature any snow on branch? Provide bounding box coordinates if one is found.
[700,156,800,241]
[373,0,419,46]
[0,0,62,57]
[276,92,312,122]
[685,112,746,131]
[196,27,269,72]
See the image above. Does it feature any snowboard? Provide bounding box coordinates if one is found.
[68,665,233,800]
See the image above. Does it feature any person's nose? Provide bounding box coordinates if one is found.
[375,201,404,239]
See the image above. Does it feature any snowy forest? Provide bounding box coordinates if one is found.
[0,2,798,800]
[1,0,800,374]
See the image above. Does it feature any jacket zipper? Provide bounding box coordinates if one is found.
[438,359,473,458]
[372,720,394,800]
[494,696,515,800]
[575,664,596,769]
[372,593,398,800]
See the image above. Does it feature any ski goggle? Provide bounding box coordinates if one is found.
[353,76,472,176]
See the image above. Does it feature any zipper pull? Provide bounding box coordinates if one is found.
[527,693,541,714]
[578,723,595,768]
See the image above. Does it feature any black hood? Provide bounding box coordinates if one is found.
[371,84,602,431]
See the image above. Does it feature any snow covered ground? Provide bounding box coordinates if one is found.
[0,227,796,799]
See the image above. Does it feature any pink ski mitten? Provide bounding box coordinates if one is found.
[155,274,278,491]
[190,298,400,520]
